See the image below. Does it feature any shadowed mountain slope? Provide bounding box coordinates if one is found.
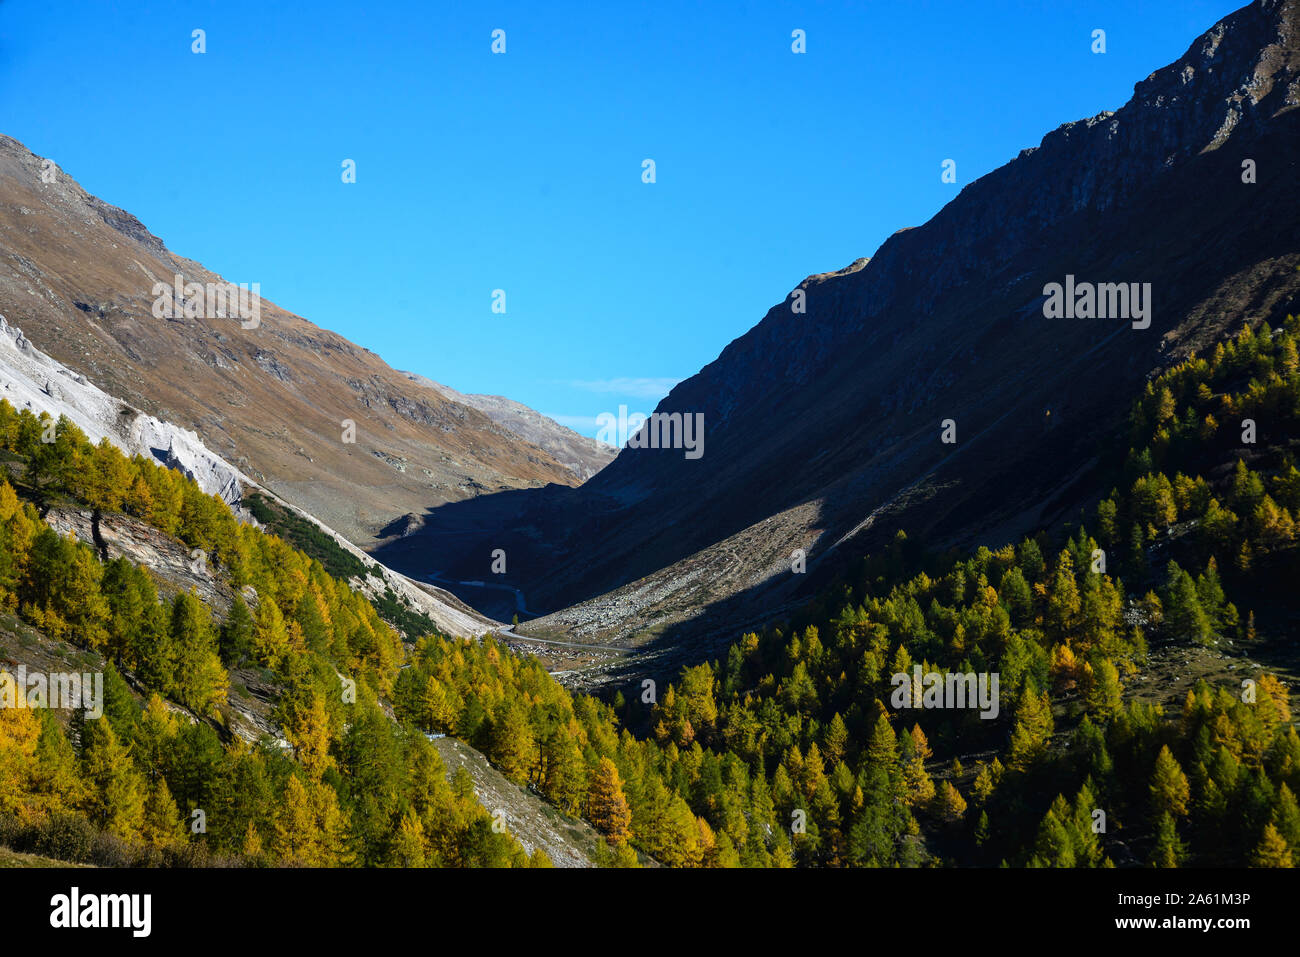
[377,0,1300,676]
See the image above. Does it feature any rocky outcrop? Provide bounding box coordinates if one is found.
[44,506,235,611]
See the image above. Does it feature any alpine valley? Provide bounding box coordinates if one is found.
[0,0,1296,872]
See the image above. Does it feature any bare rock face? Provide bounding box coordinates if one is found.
[0,312,252,504]
[0,142,591,546]
[379,0,1300,669]
[44,506,234,612]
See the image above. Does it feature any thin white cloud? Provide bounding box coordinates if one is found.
[567,377,681,399]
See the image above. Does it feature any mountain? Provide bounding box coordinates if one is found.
[402,372,615,482]
[0,309,498,637]
[1,0,1297,880]
[0,375,595,866]
[0,136,589,548]
[376,0,1300,683]
[0,313,249,506]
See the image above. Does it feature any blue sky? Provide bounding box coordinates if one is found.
[0,0,1234,442]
